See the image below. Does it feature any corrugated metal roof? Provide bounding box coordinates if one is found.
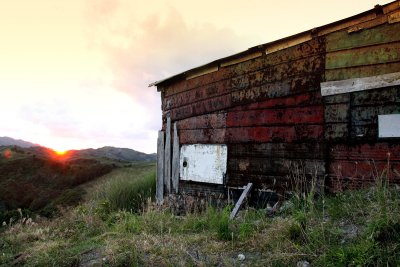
[150,0,399,88]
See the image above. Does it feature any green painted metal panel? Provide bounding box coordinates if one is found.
[326,22,400,52]
[325,61,400,81]
[326,42,400,69]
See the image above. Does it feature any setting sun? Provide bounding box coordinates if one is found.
[54,150,67,156]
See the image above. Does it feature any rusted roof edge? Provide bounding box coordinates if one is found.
[149,0,399,88]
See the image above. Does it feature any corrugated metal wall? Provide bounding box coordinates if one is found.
[324,22,400,191]
[159,15,400,194]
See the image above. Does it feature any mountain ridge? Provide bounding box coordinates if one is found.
[0,136,156,162]
[0,136,38,148]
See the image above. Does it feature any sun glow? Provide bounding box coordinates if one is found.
[54,150,67,156]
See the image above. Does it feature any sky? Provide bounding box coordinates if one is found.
[0,0,392,153]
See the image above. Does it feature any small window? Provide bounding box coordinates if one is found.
[180,144,227,184]
[378,114,400,138]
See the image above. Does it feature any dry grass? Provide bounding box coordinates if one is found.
[1,162,400,266]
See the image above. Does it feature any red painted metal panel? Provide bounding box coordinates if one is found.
[163,38,324,97]
[229,91,323,111]
[329,160,400,181]
[230,56,324,91]
[164,79,230,110]
[179,129,226,144]
[225,125,323,143]
[330,143,400,161]
[226,106,324,127]
[170,94,231,121]
[231,75,322,104]
[230,38,325,77]
[177,113,226,130]
[164,68,230,97]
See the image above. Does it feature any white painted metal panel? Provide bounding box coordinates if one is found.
[180,144,227,184]
[379,114,400,138]
[320,72,400,96]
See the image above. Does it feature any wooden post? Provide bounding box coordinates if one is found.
[172,122,180,194]
[156,131,164,204]
[164,116,171,194]
[230,183,253,220]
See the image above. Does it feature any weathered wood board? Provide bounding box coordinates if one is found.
[230,183,253,220]
[172,123,180,194]
[164,116,171,194]
[156,131,164,203]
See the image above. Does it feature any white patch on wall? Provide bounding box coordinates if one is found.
[378,114,400,138]
[180,144,227,184]
[320,72,400,96]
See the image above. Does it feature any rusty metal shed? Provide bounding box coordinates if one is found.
[151,1,400,202]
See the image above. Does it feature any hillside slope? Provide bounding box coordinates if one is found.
[0,137,37,148]
[0,146,114,213]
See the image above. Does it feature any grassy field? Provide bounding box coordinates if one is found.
[0,146,115,221]
[1,162,400,266]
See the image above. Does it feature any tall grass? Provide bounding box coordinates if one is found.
[284,159,400,266]
[93,165,156,213]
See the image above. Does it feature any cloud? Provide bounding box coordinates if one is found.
[83,2,250,131]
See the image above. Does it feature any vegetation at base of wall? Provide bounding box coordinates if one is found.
[91,163,156,213]
[0,163,399,266]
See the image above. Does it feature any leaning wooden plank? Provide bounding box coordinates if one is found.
[156,131,165,204]
[321,71,400,96]
[230,183,253,220]
[171,123,180,194]
[164,116,172,194]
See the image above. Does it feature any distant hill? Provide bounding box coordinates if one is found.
[0,140,156,219]
[0,136,156,162]
[71,146,156,162]
[0,136,37,148]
